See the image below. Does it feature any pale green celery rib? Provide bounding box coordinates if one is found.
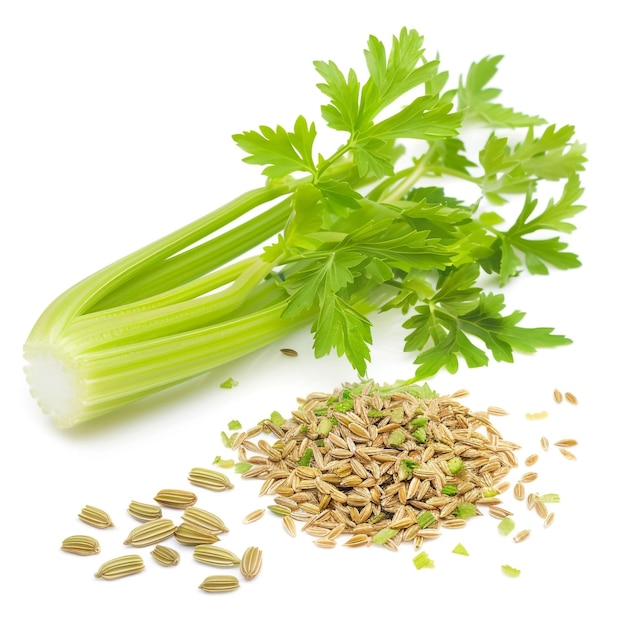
[25,302,309,428]
[25,184,291,344]
[90,195,293,311]
[61,257,277,352]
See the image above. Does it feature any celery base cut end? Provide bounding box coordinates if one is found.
[23,348,85,429]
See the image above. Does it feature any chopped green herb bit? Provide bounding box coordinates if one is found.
[372,528,399,544]
[270,411,285,426]
[454,503,477,519]
[483,488,499,498]
[447,456,464,475]
[388,429,406,447]
[216,458,235,469]
[212,456,222,464]
[412,426,427,442]
[501,564,521,578]
[537,493,560,503]
[318,417,333,437]
[235,462,253,474]
[227,419,242,430]
[368,409,384,418]
[330,417,339,426]
[342,389,352,400]
[220,431,234,448]
[417,511,436,529]
[498,517,515,536]
[298,448,314,466]
[411,416,428,427]
[452,543,469,556]
[334,400,354,412]
[401,458,418,474]
[442,484,458,496]
[299,424,308,433]
[220,377,239,389]
[389,408,405,423]
[413,551,435,570]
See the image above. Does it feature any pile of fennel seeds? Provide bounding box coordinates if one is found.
[234,381,523,550]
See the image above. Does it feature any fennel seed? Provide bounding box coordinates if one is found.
[174,522,219,546]
[181,507,229,534]
[564,392,578,405]
[242,509,265,524]
[193,545,241,567]
[240,546,263,580]
[95,554,144,580]
[78,505,113,529]
[127,500,162,522]
[124,518,177,547]
[188,467,234,491]
[61,535,100,556]
[198,575,240,593]
[154,488,198,509]
[150,545,180,566]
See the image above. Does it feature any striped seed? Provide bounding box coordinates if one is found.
[124,518,177,547]
[544,512,556,528]
[150,545,180,566]
[487,406,509,416]
[519,472,539,484]
[564,392,578,405]
[240,546,263,580]
[243,509,265,524]
[61,535,100,556]
[559,448,577,460]
[193,545,241,567]
[313,538,337,549]
[283,515,297,537]
[188,468,234,491]
[513,482,525,501]
[513,529,531,543]
[541,437,550,451]
[280,348,298,357]
[198,575,240,593]
[553,389,563,403]
[526,493,537,510]
[343,534,370,547]
[127,501,162,522]
[488,506,513,519]
[525,454,539,466]
[554,439,578,447]
[174,523,220,546]
[95,555,144,580]
[154,489,198,509]
[182,507,229,533]
[78,505,113,529]
[534,500,549,519]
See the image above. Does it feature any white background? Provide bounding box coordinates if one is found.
[1,1,623,623]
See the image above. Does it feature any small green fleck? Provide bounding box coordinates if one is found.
[447,456,464,474]
[318,417,333,437]
[298,448,314,467]
[221,431,233,448]
[501,564,521,578]
[368,409,384,418]
[401,458,418,474]
[342,389,351,400]
[452,543,469,556]
[454,503,477,519]
[388,429,406,447]
[412,426,427,442]
[411,416,428,427]
[227,419,242,430]
[270,411,285,426]
[330,417,339,426]
[372,528,399,545]
[212,455,221,464]
[537,493,560,503]
[413,551,435,570]
[498,517,515,536]
[220,377,239,389]
[268,505,291,517]
[417,511,436,529]
[442,484,458,496]
[299,424,308,433]
[483,488,499,498]
[216,458,235,469]
[235,462,253,474]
